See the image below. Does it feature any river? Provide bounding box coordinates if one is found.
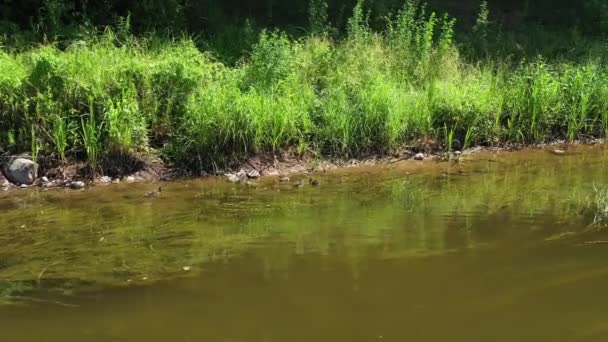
[1,146,608,341]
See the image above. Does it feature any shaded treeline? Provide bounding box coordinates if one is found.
[1,0,606,36]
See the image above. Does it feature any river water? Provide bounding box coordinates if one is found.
[2,146,608,341]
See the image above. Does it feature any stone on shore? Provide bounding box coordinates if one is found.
[3,158,38,185]
[70,181,86,190]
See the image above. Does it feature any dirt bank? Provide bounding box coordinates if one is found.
[1,139,603,191]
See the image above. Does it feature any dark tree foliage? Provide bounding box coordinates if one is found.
[0,0,605,36]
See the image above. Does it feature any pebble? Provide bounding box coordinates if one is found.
[125,176,136,183]
[70,181,86,190]
[551,149,566,156]
[112,178,120,184]
[227,171,248,184]
[41,176,49,183]
[279,176,291,183]
[182,266,191,272]
[19,184,29,189]
[414,153,425,161]
[99,176,112,184]
[227,174,241,183]
[247,169,261,179]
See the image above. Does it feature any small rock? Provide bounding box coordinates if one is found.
[70,181,86,190]
[125,176,136,183]
[41,176,49,183]
[99,176,112,184]
[414,153,425,161]
[134,170,154,182]
[279,177,291,183]
[264,170,280,177]
[227,170,248,184]
[19,184,29,189]
[112,178,120,184]
[227,174,240,183]
[3,158,38,185]
[551,149,566,156]
[309,178,319,186]
[182,266,191,272]
[247,169,261,179]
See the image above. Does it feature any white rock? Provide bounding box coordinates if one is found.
[414,153,425,161]
[99,176,112,184]
[227,171,248,184]
[70,181,86,190]
[247,169,261,179]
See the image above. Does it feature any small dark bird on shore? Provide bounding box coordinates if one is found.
[145,186,163,198]
[309,178,319,186]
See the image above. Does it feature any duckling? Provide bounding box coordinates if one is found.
[309,178,319,186]
[144,186,163,198]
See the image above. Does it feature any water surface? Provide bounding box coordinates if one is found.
[2,146,608,341]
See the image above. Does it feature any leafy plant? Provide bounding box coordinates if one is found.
[81,100,101,173]
[51,114,68,162]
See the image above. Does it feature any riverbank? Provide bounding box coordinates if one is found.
[2,139,603,191]
[1,2,606,183]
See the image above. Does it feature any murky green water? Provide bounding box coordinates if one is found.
[2,146,608,341]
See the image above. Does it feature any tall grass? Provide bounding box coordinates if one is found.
[0,0,607,174]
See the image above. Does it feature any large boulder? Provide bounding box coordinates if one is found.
[3,158,39,185]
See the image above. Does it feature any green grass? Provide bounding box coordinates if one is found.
[593,185,608,226]
[0,0,607,174]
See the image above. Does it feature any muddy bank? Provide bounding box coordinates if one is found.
[1,139,603,191]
